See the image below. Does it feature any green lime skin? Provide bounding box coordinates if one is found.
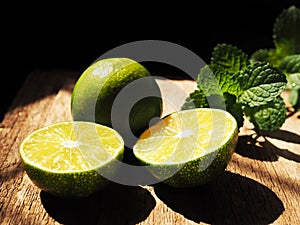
[21,151,123,199]
[71,58,162,137]
[136,127,238,188]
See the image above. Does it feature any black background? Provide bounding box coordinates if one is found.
[1,0,299,120]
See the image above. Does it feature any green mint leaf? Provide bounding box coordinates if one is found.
[181,89,209,110]
[198,44,248,97]
[238,82,287,107]
[288,88,299,107]
[238,62,287,89]
[279,54,300,108]
[243,96,287,131]
[181,89,226,111]
[286,73,300,89]
[216,70,242,96]
[273,5,300,56]
[224,93,244,128]
[197,64,241,97]
[237,62,287,107]
[280,54,300,107]
[285,73,300,108]
[197,65,223,96]
[211,43,248,74]
[250,48,282,67]
[280,54,300,74]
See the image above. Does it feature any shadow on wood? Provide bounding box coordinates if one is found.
[236,133,300,162]
[259,129,300,145]
[154,171,284,225]
[40,183,156,225]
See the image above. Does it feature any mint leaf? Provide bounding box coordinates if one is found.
[286,73,300,108]
[181,89,226,110]
[243,96,287,131]
[288,88,299,107]
[197,65,223,96]
[224,93,244,128]
[181,89,209,110]
[238,83,286,107]
[216,70,242,96]
[286,73,300,89]
[211,43,248,74]
[198,43,248,97]
[250,49,282,67]
[237,62,287,107]
[280,54,300,74]
[238,62,287,89]
[198,65,242,97]
[273,5,300,56]
[279,54,300,108]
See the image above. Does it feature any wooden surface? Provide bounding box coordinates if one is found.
[1,70,300,225]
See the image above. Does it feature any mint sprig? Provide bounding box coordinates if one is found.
[250,5,300,111]
[182,43,287,131]
[273,6,300,57]
[280,54,300,110]
[251,5,300,67]
[237,62,287,107]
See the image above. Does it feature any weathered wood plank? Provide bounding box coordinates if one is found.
[1,70,300,225]
[1,70,78,225]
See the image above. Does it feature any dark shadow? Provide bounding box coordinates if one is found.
[235,135,279,161]
[259,129,300,144]
[154,171,284,225]
[236,131,300,162]
[109,147,161,185]
[40,183,156,225]
[140,61,194,80]
[123,146,142,166]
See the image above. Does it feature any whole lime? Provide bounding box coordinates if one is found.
[71,58,162,145]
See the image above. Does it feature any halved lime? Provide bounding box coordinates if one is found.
[133,108,238,187]
[19,121,124,198]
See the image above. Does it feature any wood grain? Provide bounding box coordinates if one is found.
[1,70,299,225]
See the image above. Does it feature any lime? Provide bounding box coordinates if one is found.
[71,58,162,141]
[19,121,124,198]
[133,108,238,187]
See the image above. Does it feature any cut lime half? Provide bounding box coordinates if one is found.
[133,108,238,187]
[19,121,124,198]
